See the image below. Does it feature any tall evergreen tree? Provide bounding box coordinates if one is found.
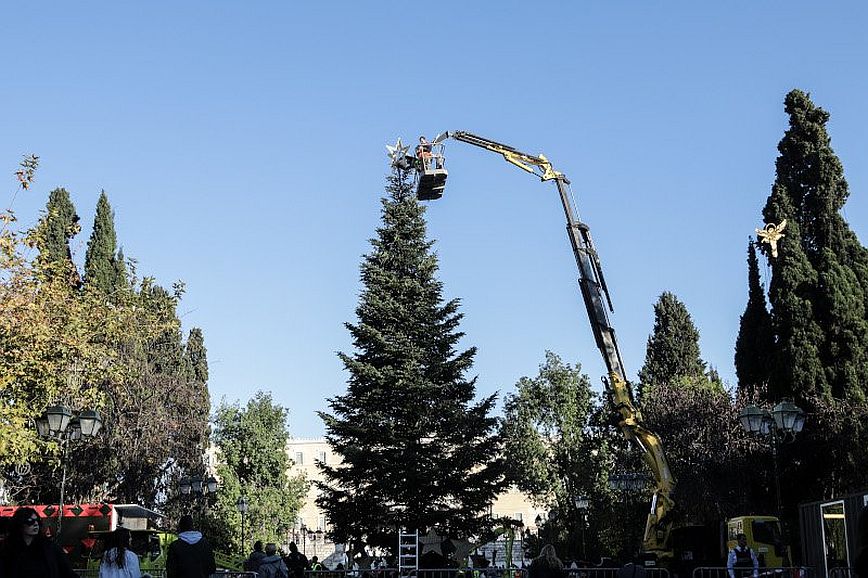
[761,89,868,402]
[185,327,209,384]
[318,171,506,552]
[35,187,80,283]
[734,241,774,394]
[84,191,124,293]
[638,292,707,393]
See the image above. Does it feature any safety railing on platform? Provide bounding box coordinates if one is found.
[827,567,854,578]
[692,566,813,578]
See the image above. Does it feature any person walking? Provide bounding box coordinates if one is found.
[727,534,759,578]
[99,527,142,578]
[165,514,216,578]
[529,545,566,578]
[0,507,79,578]
[258,543,290,578]
[245,540,267,573]
[283,541,309,578]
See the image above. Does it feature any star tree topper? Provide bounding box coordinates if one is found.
[386,137,410,168]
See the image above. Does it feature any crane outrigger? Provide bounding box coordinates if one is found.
[389,130,676,560]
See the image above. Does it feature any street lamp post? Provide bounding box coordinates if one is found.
[180,475,219,526]
[573,495,589,561]
[738,400,805,520]
[35,404,103,538]
[236,495,249,556]
[300,524,308,556]
[609,472,649,559]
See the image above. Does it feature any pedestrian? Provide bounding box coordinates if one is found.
[310,555,323,572]
[165,514,216,578]
[99,527,142,578]
[0,507,78,578]
[258,542,290,578]
[245,540,267,573]
[727,533,759,578]
[283,541,309,578]
[528,544,566,578]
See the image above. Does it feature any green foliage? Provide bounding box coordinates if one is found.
[502,352,599,502]
[638,292,709,394]
[760,89,868,403]
[209,392,307,554]
[186,328,209,384]
[1,164,211,512]
[318,171,506,553]
[735,242,774,394]
[642,378,750,524]
[35,187,80,285]
[84,191,126,293]
[501,351,612,560]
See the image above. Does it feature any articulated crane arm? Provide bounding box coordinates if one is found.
[435,130,676,557]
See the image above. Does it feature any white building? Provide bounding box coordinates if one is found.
[287,438,546,568]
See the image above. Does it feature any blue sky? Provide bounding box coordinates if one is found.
[3,2,866,436]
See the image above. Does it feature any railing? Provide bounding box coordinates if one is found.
[827,568,854,578]
[74,570,167,578]
[692,567,813,578]
[570,567,671,578]
[75,568,258,578]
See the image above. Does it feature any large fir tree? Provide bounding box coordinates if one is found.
[84,191,126,293]
[318,171,505,552]
[761,89,868,402]
[734,241,774,394]
[638,292,707,393]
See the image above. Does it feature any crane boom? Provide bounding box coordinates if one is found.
[434,130,676,556]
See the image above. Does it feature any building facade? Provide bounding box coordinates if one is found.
[287,438,546,567]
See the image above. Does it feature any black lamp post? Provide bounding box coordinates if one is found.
[573,495,589,560]
[236,495,249,556]
[609,472,649,558]
[35,404,103,538]
[179,475,219,526]
[738,400,805,520]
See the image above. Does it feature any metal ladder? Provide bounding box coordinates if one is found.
[398,529,419,574]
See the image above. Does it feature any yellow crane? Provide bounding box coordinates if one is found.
[391,130,676,560]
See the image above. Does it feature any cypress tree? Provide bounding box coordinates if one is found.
[36,187,80,283]
[185,327,209,384]
[734,241,774,394]
[638,292,708,393]
[84,191,122,293]
[761,90,868,402]
[318,170,506,550]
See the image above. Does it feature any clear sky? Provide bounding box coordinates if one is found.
[2,2,866,436]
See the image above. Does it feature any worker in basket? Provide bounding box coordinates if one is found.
[416,136,433,169]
